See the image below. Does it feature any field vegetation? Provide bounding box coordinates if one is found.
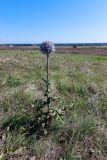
[0,50,107,159]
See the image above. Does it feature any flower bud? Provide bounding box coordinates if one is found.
[40,41,55,55]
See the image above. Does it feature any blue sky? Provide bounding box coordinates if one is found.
[0,0,107,43]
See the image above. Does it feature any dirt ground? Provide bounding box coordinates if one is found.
[0,46,107,55]
[56,46,107,55]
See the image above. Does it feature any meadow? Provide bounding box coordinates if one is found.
[0,49,107,160]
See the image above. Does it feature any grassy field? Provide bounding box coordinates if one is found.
[0,50,107,160]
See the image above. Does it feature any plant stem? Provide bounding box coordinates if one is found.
[46,53,49,111]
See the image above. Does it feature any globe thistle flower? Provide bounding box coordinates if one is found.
[40,41,55,55]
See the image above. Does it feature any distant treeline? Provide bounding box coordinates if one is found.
[0,43,107,47]
[55,43,107,46]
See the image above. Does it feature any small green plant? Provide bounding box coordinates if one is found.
[6,76,21,87]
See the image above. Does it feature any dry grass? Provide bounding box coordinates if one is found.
[0,50,107,159]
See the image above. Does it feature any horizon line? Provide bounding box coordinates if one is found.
[0,42,107,45]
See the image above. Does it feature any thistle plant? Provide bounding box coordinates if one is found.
[31,41,63,135]
[40,41,55,112]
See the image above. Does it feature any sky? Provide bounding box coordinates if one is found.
[0,0,107,43]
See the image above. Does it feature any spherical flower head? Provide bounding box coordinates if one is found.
[40,41,55,55]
